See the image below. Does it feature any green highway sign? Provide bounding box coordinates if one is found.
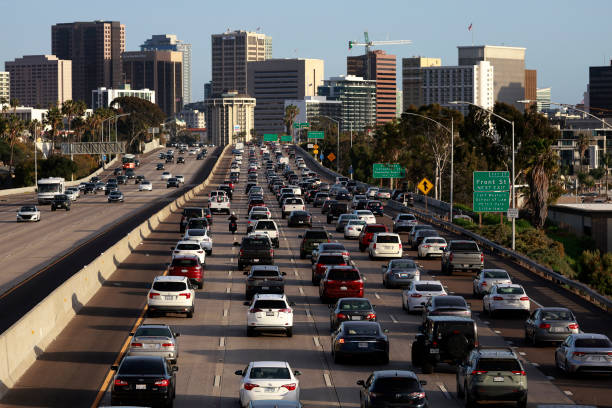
[307,131,324,139]
[263,134,278,142]
[473,191,510,212]
[373,163,405,178]
[280,135,292,142]
[293,122,310,129]
[473,171,510,192]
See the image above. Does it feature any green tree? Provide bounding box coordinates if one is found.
[44,103,63,152]
[111,97,165,152]
[284,105,299,136]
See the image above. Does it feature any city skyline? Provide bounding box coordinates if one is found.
[2,0,611,105]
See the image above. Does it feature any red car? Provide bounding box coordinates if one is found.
[248,198,265,212]
[358,224,388,252]
[319,266,364,303]
[311,252,350,285]
[168,255,204,289]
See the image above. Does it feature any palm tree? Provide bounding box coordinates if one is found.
[44,103,63,153]
[284,105,299,135]
[61,100,86,142]
[525,146,558,228]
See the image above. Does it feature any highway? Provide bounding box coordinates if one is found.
[1,145,611,408]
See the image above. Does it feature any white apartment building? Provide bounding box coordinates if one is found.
[178,109,206,129]
[91,85,155,109]
[204,91,255,146]
[0,71,9,102]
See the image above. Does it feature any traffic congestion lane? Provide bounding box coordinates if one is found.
[0,149,211,294]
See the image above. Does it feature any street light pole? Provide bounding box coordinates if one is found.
[34,123,38,189]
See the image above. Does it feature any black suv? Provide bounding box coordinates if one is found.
[244,265,286,299]
[357,370,427,408]
[411,316,477,373]
[326,202,348,224]
[51,194,71,211]
[237,235,274,269]
[299,228,332,259]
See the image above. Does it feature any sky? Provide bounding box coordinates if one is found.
[1,0,610,104]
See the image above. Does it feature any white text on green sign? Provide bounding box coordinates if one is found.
[473,171,510,192]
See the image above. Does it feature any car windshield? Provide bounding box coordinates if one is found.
[484,270,509,279]
[318,255,346,264]
[152,281,188,291]
[376,235,399,243]
[305,231,329,239]
[426,238,446,244]
[415,284,443,292]
[320,244,345,251]
[344,325,379,336]
[255,221,276,230]
[575,338,612,348]
[476,359,521,371]
[328,269,360,280]
[435,297,466,307]
[451,242,479,251]
[372,377,420,393]
[249,367,291,379]
[399,215,415,221]
[187,229,206,237]
[177,244,201,250]
[339,300,372,310]
[541,310,574,320]
[171,258,197,267]
[497,286,524,295]
[251,269,280,277]
[20,206,37,212]
[253,300,287,309]
[391,260,417,269]
[119,358,165,375]
[135,327,172,337]
[340,215,358,220]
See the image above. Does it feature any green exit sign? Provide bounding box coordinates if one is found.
[263,134,278,141]
[473,171,510,192]
[373,163,405,178]
[280,135,292,142]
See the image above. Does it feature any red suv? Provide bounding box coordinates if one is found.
[319,266,364,303]
[358,224,388,252]
[168,255,204,289]
[311,253,350,285]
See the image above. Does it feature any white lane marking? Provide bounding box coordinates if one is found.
[226,287,231,294]
[494,330,502,334]
[230,258,234,262]
[313,336,320,347]
[374,292,381,299]
[299,287,305,296]
[213,375,221,387]
[323,372,332,387]
[389,314,399,323]
[482,321,490,325]
[219,337,225,347]
[294,270,299,277]
[563,390,573,396]
[437,383,451,399]
[223,309,228,317]
[228,270,232,276]
[531,362,540,367]
[363,276,367,281]
[305,309,311,318]
[530,298,543,308]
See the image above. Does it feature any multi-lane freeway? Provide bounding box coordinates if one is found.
[1,144,611,408]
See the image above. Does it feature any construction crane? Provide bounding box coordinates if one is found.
[348,31,412,80]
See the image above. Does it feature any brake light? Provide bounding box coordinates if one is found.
[480,253,484,263]
[179,293,191,299]
[366,313,376,320]
[449,253,454,262]
[282,383,297,391]
[338,338,345,344]
[399,243,402,249]
[149,293,160,298]
[373,243,376,249]
[270,249,274,256]
[410,293,422,298]
[573,351,586,357]
[114,379,128,386]
[250,308,263,313]
[244,383,259,390]
[493,296,504,301]
[481,282,487,286]
[512,370,526,376]
[568,323,579,330]
[279,308,293,313]
[519,296,529,301]
[240,249,244,256]
[131,342,143,347]
[337,313,347,319]
[471,370,488,375]
[423,245,430,248]
[197,250,204,253]
[162,343,174,347]
[348,227,353,230]
[539,323,551,329]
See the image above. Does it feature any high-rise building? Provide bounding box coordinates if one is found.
[92,84,155,109]
[524,69,537,109]
[347,50,397,124]
[589,62,612,117]
[5,55,72,108]
[0,71,9,102]
[402,57,442,109]
[283,96,342,129]
[458,45,525,110]
[318,75,377,132]
[141,34,192,104]
[178,108,206,128]
[122,50,183,116]
[211,30,272,95]
[247,58,324,135]
[396,90,403,117]
[51,21,125,106]
[204,91,255,146]
[204,81,212,99]
[537,87,551,112]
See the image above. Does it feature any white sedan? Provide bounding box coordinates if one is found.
[138,180,153,191]
[235,360,301,407]
[183,228,213,255]
[483,284,530,317]
[472,269,512,298]
[16,205,41,222]
[344,219,366,239]
[402,280,447,313]
[353,210,376,224]
[368,232,403,259]
[176,175,185,183]
[161,171,172,180]
[417,236,447,258]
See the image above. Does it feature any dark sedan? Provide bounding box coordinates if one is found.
[366,200,384,216]
[321,199,337,214]
[110,355,177,407]
[108,190,124,203]
[287,210,312,227]
[329,298,376,331]
[422,295,471,323]
[167,178,180,188]
[244,265,286,299]
[357,370,428,408]
[331,321,389,364]
[156,163,165,170]
[177,156,185,164]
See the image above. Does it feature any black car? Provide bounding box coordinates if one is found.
[244,265,286,299]
[165,155,174,163]
[326,202,349,224]
[135,175,146,184]
[321,199,338,214]
[110,356,177,407]
[238,235,274,269]
[245,182,257,194]
[51,194,71,211]
[105,182,118,195]
[329,298,376,331]
[247,173,258,182]
[335,189,351,201]
[177,156,185,164]
[356,199,369,210]
[196,153,205,160]
[218,184,233,200]
[287,210,312,227]
[83,182,97,194]
[331,321,389,364]
[166,178,180,188]
[357,370,428,408]
[156,163,165,170]
[125,169,136,179]
[180,207,205,233]
[113,167,123,176]
[422,295,471,323]
[117,175,127,185]
[366,200,384,216]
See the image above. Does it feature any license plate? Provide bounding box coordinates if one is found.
[264,387,276,393]
[358,342,369,348]
[164,295,174,300]
[493,377,504,382]
[587,356,605,362]
[266,311,275,316]
[463,264,469,268]
[261,286,270,290]
[351,315,362,320]
[135,384,146,390]
[298,220,304,223]
[398,273,408,278]
[181,269,188,272]
[550,327,566,333]
[429,348,439,354]
[340,286,348,291]
[143,343,158,349]
[253,259,259,262]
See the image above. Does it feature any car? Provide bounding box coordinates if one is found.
[376,188,392,200]
[235,361,301,407]
[313,192,329,207]
[368,232,403,259]
[401,280,447,313]
[244,265,286,299]
[210,193,231,214]
[381,259,421,288]
[326,202,349,224]
[311,252,351,285]
[110,356,177,407]
[117,175,127,185]
[16,205,40,222]
[281,197,305,218]
[524,307,580,345]
[166,177,180,188]
[321,199,337,214]
[183,228,213,255]
[172,239,206,265]
[343,219,366,239]
[161,172,172,181]
[158,152,166,159]
[114,167,124,175]
[168,254,204,289]
[127,324,180,364]
[287,210,311,227]
[411,229,439,250]
[310,242,349,263]
[139,180,153,191]
[176,175,185,184]
[483,284,530,317]
[245,293,294,337]
[251,219,280,248]
[51,194,70,211]
[472,269,512,298]
[334,188,351,201]
[555,333,612,375]
[358,224,388,252]
[417,236,447,258]
[135,175,146,184]
[65,187,79,201]
[355,199,369,210]
[366,200,384,216]
[412,316,478,374]
[329,297,376,331]
[156,163,165,170]
[104,182,118,195]
[393,213,417,233]
[351,194,367,209]
[238,235,275,269]
[108,190,124,202]
[218,184,233,199]
[298,228,332,259]
[457,347,528,408]
[196,152,205,160]
[334,214,358,232]
[319,265,364,303]
[177,156,185,164]
[146,275,195,317]
[165,155,174,163]
[125,169,136,179]
[422,295,471,323]
[247,211,270,233]
[353,210,376,225]
[365,187,379,199]
[357,370,428,408]
[83,182,96,194]
[331,321,389,364]
[187,217,209,232]
[180,207,205,233]
[407,225,434,248]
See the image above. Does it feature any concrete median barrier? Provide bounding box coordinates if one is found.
[0,145,230,399]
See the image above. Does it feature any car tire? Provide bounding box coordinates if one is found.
[286,327,293,337]
[517,396,527,408]
[187,309,194,318]
[359,244,365,252]
[300,251,305,259]
[411,342,423,366]
[197,281,203,290]
[380,353,389,364]
[333,351,342,364]
[311,273,319,286]
[464,385,475,408]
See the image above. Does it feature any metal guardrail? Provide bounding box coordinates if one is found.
[294,144,612,313]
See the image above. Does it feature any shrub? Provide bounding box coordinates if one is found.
[576,250,612,296]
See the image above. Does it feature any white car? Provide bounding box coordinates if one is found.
[417,236,447,258]
[138,180,153,191]
[344,219,366,239]
[351,194,367,209]
[251,220,280,248]
[65,187,79,201]
[472,269,512,298]
[368,232,403,259]
[176,175,185,183]
[393,213,417,233]
[147,275,195,318]
[183,228,213,255]
[365,187,379,199]
[16,205,41,222]
[288,185,302,196]
[161,171,172,180]
[402,280,447,313]
[282,197,305,218]
[172,240,206,265]
[376,189,392,199]
[209,194,231,214]
[483,284,530,316]
[246,294,294,337]
[353,210,376,225]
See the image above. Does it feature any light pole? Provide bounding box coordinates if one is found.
[320,115,340,172]
[403,112,454,220]
[451,101,516,251]
[33,123,38,189]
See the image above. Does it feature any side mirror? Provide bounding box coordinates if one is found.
[294,370,302,376]
[172,366,179,372]
[174,332,180,337]
[111,365,118,371]
[234,370,243,376]
[356,380,365,386]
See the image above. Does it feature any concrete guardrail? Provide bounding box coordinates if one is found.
[0,144,230,398]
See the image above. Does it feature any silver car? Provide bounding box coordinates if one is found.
[382,259,421,288]
[555,333,612,375]
[392,213,417,232]
[472,269,512,298]
[525,307,580,345]
[127,324,180,364]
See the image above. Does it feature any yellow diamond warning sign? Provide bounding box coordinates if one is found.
[327,152,336,162]
[417,178,433,195]
[313,144,319,149]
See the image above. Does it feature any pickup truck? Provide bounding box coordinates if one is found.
[281,197,305,218]
[237,235,274,269]
[441,240,484,274]
[209,192,231,214]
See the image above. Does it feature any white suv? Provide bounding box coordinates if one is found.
[183,229,213,255]
[246,294,294,337]
[235,361,301,407]
[147,276,195,318]
[172,240,206,265]
[368,233,403,259]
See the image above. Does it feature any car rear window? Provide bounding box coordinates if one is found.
[253,300,287,309]
[320,244,345,252]
[436,322,475,339]
[251,213,268,220]
[285,198,302,204]
[135,327,172,337]
[372,377,420,393]
[316,193,329,198]
[255,221,276,230]
[376,235,399,243]
[153,281,188,291]
[451,242,480,251]
[250,199,265,205]
[186,229,206,236]
[328,269,360,280]
[476,358,521,371]
[366,226,387,233]
[339,299,372,310]
[399,214,416,220]
[541,311,574,320]
[496,287,524,295]
[119,358,165,375]
[415,284,443,292]
[575,338,612,348]
[484,270,509,279]
[391,260,417,269]
[318,255,347,264]
[426,238,446,244]
[435,297,466,307]
[292,211,308,217]
[251,269,280,277]
[177,244,201,250]
[344,325,379,336]
[249,367,291,379]
[171,258,197,267]
[243,238,271,248]
[305,231,329,239]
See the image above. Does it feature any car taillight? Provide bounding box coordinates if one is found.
[114,379,128,386]
[244,383,259,390]
[337,313,347,319]
[573,351,586,357]
[348,227,353,230]
[179,293,191,299]
[493,296,504,301]
[481,282,487,286]
[398,243,402,249]
[480,253,484,263]
[250,308,262,313]
[149,293,160,298]
[449,253,454,262]
[539,323,551,329]
[373,243,376,249]
[411,293,422,298]
[270,249,274,256]
[408,392,426,399]
[131,342,143,347]
[198,250,204,253]
[568,323,579,330]
[154,379,169,387]
[471,370,488,375]
[512,370,526,376]
[519,296,529,301]
[366,313,376,320]
[240,250,244,256]
[422,245,430,248]
[338,338,345,344]
[162,343,174,347]
[279,308,293,313]
[282,383,297,391]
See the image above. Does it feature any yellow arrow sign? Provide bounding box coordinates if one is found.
[417,177,433,195]
[327,152,336,162]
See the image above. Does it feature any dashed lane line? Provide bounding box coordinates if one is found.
[219,337,225,348]
[213,375,221,387]
[313,336,321,348]
[389,314,399,323]
[374,292,381,299]
[437,383,451,399]
[299,287,305,296]
[323,371,333,387]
